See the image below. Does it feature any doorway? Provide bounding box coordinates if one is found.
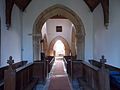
[53,40,65,57]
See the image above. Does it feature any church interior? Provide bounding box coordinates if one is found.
[0,0,120,90]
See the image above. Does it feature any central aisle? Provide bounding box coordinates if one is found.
[44,57,73,90]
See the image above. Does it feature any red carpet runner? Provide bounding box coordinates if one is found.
[44,57,73,90]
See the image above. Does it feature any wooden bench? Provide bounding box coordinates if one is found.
[72,59,110,90]
[45,56,55,73]
[89,59,120,72]
[89,59,120,90]
[4,57,46,90]
[4,63,38,90]
[0,59,27,90]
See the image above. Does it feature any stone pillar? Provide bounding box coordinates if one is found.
[33,37,41,60]
[76,36,85,60]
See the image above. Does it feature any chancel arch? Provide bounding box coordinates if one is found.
[33,4,85,60]
[48,36,70,56]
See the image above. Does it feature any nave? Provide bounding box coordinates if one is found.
[44,57,72,90]
[1,55,120,90]
[35,57,80,90]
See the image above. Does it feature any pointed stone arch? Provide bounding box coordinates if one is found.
[33,4,85,60]
[48,36,70,56]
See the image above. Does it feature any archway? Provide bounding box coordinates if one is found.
[53,40,65,56]
[48,36,70,56]
[33,4,85,60]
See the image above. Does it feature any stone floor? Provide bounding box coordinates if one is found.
[72,79,83,90]
[33,81,45,90]
[34,79,82,90]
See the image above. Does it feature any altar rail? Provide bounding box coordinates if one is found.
[72,60,110,90]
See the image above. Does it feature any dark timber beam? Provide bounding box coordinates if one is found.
[14,0,32,11]
[5,0,32,29]
[84,0,100,12]
[5,0,14,29]
[84,0,109,29]
[100,0,109,29]
[5,0,109,29]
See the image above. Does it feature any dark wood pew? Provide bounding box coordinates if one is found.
[15,63,35,90]
[4,63,36,90]
[89,59,120,90]
[45,56,54,73]
[33,61,46,81]
[34,56,55,82]
[64,56,72,60]
[4,57,46,90]
[89,59,120,72]
[0,59,27,90]
[0,66,7,90]
[72,59,110,90]
[72,60,83,79]
[63,56,73,77]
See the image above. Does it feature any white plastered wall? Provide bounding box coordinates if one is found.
[0,0,22,66]
[93,0,120,67]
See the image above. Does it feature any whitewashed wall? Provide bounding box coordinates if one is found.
[1,0,120,67]
[0,0,22,66]
[22,0,93,61]
[93,0,120,67]
[41,22,47,39]
[46,19,72,47]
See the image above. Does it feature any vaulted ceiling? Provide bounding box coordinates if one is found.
[5,0,109,29]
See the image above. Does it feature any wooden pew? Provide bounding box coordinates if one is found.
[4,57,46,90]
[33,61,46,81]
[33,56,55,82]
[89,59,120,72]
[45,56,54,73]
[63,56,72,77]
[0,66,7,90]
[72,60,83,79]
[0,58,27,90]
[89,59,120,90]
[4,63,37,90]
[4,63,36,90]
[72,59,110,90]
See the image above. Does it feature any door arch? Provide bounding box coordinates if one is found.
[48,36,70,56]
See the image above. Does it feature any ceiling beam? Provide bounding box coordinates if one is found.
[84,0,100,12]
[5,0,109,29]
[5,0,32,29]
[5,0,14,29]
[84,0,109,28]
[15,0,32,11]
[100,0,109,28]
